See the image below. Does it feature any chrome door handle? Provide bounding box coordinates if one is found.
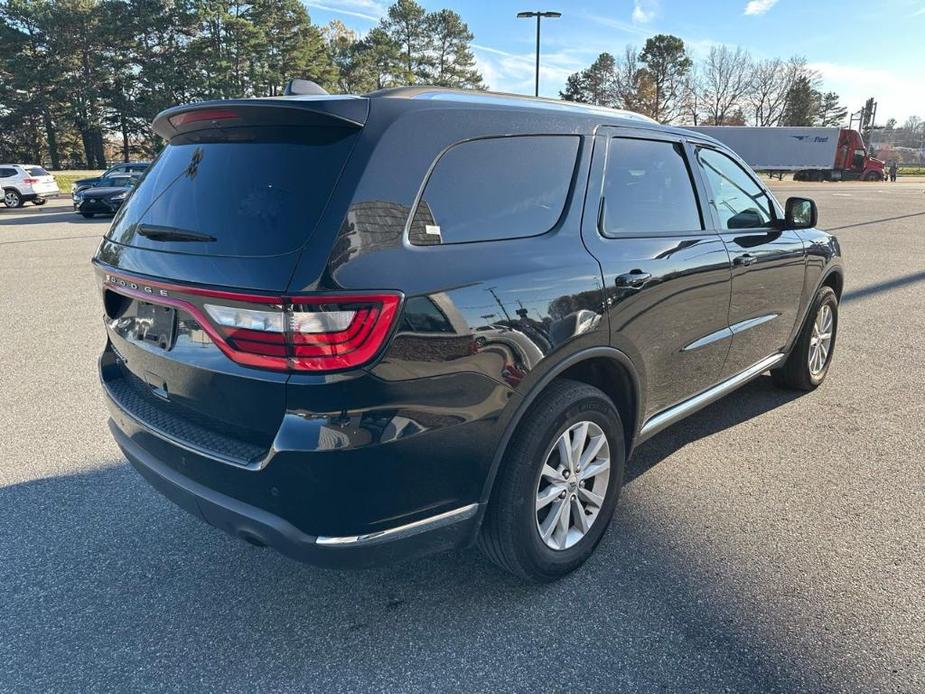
[615,270,652,288]
[733,253,758,266]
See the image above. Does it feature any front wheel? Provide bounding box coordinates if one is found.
[862,170,882,181]
[773,286,838,390]
[3,189,23,208]
[478,379,625,582]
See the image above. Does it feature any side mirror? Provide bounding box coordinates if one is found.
[784,197,817,229]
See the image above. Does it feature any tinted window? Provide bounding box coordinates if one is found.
[107,129,357,257]
[411,135,579,245]
[27,166,50,176]
[600,138,702,236]
[0,168,15,178]
[696,147,774,229]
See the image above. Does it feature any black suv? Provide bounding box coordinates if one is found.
[94,89,842,581]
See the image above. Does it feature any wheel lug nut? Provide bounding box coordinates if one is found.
[559,490,566,499]
[571,494,577,501]
[562,470,570,479]
[579,480,585,488]
[575,466,581,473]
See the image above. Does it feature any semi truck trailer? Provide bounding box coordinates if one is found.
[688,126,885,181]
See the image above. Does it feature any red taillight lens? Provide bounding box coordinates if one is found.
[168,108,239,128]
[22,177,38,184]
[101,271,401,372]
[202,296,400,371]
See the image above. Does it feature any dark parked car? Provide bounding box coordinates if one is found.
[72,161,149,194]
[93,88,842,581]
[73,173,138,217]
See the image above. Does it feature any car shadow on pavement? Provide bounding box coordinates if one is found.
[1,379,828,692]
[627,375,805,483]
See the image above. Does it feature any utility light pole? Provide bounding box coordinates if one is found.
[516,10,561,97]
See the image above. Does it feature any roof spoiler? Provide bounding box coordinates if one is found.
[152,96,369,141]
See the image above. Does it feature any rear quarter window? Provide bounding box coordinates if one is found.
[409,135,580,245]
[27,167,50,176]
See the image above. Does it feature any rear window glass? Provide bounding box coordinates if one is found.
[600,138,702,236]
[409,135,579,245]
[28,167,50,176]
[107,129,356,257]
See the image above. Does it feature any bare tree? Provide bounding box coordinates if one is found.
[679,66,703,125]
[749,56,806,126]
[613,46,646,113]
[701,45,752,125]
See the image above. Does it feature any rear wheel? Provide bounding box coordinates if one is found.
[80,212,95,218]
[772,286,838,390]
[32,197,46,206]
[478,379,625,582]
[3,189,23,208]
[862,170,882,181]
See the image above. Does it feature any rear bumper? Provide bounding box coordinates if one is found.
[110,419,480,568]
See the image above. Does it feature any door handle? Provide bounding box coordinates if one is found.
[615,270,652,288]
[733,253,758,267]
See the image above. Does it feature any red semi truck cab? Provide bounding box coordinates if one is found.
[834,128,885,180]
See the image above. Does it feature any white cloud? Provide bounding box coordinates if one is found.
[632,0,658,23]
[809,61,925,123]
[305,1,385,22]
[581,12,651,36]
[744,0,780,16]
[471,45,587,96]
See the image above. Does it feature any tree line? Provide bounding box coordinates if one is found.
[561,36,851,128]
[0,0,483,167]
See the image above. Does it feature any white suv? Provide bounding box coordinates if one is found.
[1,164,60,208]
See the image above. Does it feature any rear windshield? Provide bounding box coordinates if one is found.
[28,167,50,176]
[106,128,356,257]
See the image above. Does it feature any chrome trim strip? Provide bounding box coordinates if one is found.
[730,313,779,335]
[683,327,733,352]
[315,503,479,546]
[639,353,786,440]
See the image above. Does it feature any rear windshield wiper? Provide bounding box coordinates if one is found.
[137,224,217,242]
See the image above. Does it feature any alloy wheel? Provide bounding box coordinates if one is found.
[535,420,611,551]
[808,303,833,376]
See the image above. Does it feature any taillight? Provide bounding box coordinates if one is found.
[23,177,38,184]
[101,270,401,373]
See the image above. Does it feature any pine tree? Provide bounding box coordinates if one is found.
[560,53,618,107]
[638,34,692,123]
[782,75,821,126]
[424,9,484,89]
[381,0,430,84]
[817,91,847,127]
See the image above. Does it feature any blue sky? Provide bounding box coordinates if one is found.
[305,0,925,122]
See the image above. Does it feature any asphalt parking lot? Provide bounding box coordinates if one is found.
[1,180,923,693]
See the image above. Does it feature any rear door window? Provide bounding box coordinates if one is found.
[599,137,702,236]
[410,135,580,245]
[107,128,357,257]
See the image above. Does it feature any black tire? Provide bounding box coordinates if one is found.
[3,189,23,208]
[478,379,625,582]
[80,212,95,218]
[32,197,46,206]
[772,286,838,391]
[862,170,881,182]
